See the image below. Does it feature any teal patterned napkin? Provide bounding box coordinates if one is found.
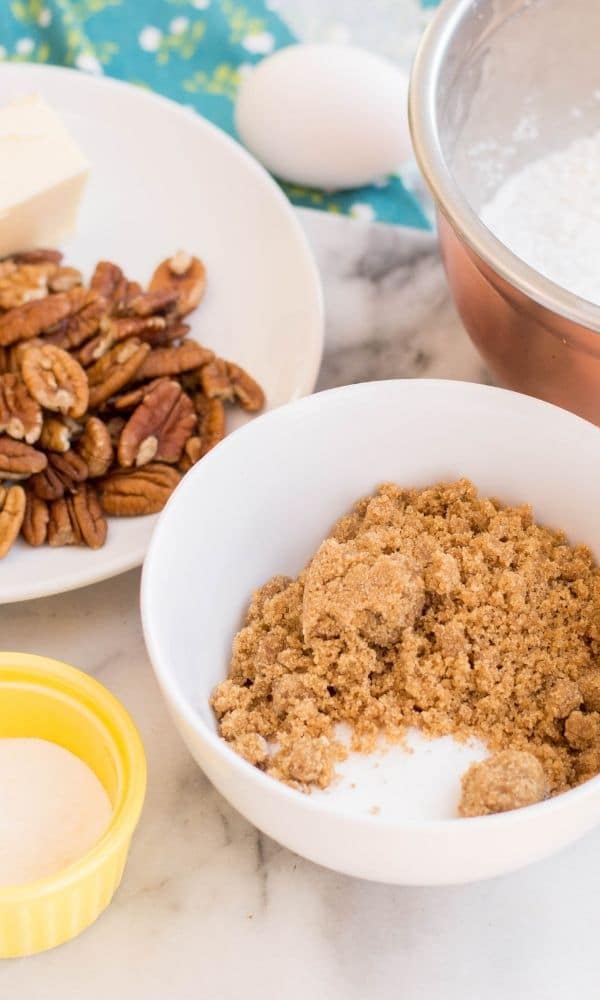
[0,0,436,228]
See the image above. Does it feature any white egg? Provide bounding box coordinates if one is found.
[235,43,411,191]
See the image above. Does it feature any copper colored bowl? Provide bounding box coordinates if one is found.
[409,0,600,425]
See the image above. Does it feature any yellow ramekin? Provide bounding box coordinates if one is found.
[0,652,146,958]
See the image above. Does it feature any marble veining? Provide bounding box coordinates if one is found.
[299,214,488,391]
[1,214,596,1000]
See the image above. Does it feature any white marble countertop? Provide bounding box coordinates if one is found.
[2,212,599,999]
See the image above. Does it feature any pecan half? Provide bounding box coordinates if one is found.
[90,261,124,301]
[39,415,75,453]
[48,266,83,293]
[63,285,95,314]
[0,292,74,347]
[21,493,49,547]
[126,288,179,318]
[11,249,63,266]
[0,262,57,309]
[149,252,206,317]
[198,358,230,400]
[21,343,89,418]
[0,437,47,480]
[70,485,107,549]
[135,342,213,381]
[77,416,113,477]
[0,484,26,558]
[47,486,106,548]
[108,315,168,342]
[113,280,143,314]
[179,435,202,472]
[111,377,169,412]
[46,292,107,351]
[199,359,264,411]
[30,450,88,501]
[225,361,265,412]
[29,464,65,501]
[105,318,187,354]
[78,314,166,366]
[98,463,181,516]
[11,338,42,371]
[195,394,226,454]
[161,321,190,344]
[0,373,42,443]
[87,339,150,410]
[50,451,88,490]
[47,497,80,546]
[118,380,196,467]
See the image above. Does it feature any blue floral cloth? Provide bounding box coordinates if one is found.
[0,0,437,228]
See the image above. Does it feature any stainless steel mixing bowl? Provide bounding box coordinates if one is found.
[410,0,600,424]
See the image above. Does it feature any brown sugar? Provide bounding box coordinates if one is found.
[459,751,547,817]
[211,479,600,809]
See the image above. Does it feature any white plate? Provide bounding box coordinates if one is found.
[0,64,324,604]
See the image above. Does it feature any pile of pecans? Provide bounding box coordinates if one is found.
[0,249,264,558]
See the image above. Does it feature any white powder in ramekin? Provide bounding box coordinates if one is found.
[0,738,112,887]
[481,131,600,304]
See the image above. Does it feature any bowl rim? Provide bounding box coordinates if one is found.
[409,0,600,334]
[0,652,146,902]
[141,378,600,832]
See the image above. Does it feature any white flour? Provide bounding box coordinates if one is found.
[481,130,600,304]
[0,738,112,887]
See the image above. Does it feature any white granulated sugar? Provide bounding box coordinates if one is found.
[481,130,600,304]
[0,738,112,887]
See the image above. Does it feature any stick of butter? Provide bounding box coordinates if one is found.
[0,93,89,256]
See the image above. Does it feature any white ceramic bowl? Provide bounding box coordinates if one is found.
[142,380,600,885]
